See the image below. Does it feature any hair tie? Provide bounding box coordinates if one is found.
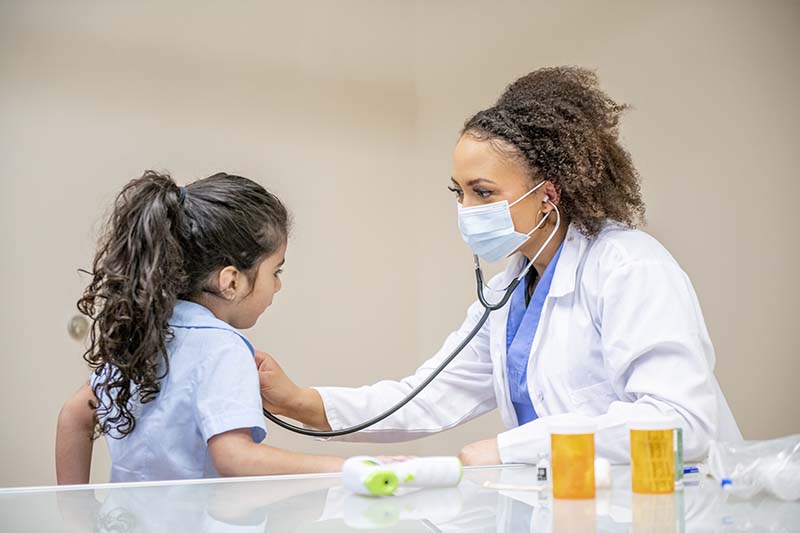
[178,186,187,205]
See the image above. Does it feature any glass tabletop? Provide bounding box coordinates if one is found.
[1,465,798,532]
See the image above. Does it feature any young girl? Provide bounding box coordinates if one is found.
[56,171,344,483]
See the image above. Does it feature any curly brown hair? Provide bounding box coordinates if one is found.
[78,171,290,438]
[462,66,645,237]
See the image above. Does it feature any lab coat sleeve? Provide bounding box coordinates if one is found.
[313,299,497,442]
[497,259,719,464]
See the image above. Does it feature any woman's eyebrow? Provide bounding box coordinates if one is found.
[450,177,497,187]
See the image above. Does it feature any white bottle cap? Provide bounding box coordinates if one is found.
[548,414,596,435]
[627,415,676,431]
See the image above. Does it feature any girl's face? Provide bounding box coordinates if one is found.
[228,244,286,329]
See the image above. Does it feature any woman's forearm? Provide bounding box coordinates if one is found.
[291,387,332,431]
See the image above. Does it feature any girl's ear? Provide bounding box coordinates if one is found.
[217,266,240,301]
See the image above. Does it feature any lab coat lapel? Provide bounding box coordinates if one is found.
[547,223,586,299]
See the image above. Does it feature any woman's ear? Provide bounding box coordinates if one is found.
[540,181,560,213]
[217,266,240,301]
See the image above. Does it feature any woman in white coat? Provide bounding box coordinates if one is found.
[258,66,741,465]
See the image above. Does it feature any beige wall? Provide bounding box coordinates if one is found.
[0,0,797,488]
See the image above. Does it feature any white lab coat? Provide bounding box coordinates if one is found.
[316,223,741,463]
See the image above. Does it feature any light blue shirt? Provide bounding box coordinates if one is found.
[92,300,267,482]
[505,244,563,425]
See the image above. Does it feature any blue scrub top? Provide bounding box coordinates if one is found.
[505,244,563,425]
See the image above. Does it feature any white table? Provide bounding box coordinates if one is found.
[1,465,798,532]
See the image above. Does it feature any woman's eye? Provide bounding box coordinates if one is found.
[447,186,463,200]
[274,269,283,278]
[474,188,493,199]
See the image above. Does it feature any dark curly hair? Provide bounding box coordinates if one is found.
[78,171,290,438]
[463,66,645,237]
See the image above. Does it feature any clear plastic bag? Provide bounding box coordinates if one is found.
[707,434,800,501]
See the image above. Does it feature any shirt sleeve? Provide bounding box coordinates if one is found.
[193,331,267,444]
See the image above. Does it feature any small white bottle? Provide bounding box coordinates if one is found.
[536,451,550,483]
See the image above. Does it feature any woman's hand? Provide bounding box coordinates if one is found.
[458,438,502,466]
[254,350,331,431]
[254,350,299,417]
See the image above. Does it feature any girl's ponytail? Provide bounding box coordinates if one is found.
[79,171,187,438]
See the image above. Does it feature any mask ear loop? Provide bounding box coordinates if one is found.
[515,199,560,282]
[508,180,546,209]
[474,201,560,308]
[477,199,561,294]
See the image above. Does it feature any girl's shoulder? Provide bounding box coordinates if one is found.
[174,326,253,357]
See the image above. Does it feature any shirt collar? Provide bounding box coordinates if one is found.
[548,223,588,298]
[169,300,255,354]
[504,222,587,299]
[170,300,236,330]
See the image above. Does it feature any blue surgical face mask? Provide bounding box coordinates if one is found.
[457,181,547,262]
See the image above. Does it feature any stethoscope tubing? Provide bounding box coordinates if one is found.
[263,202,560,437]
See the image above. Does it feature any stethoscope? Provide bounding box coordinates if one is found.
[262,201,561,437]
